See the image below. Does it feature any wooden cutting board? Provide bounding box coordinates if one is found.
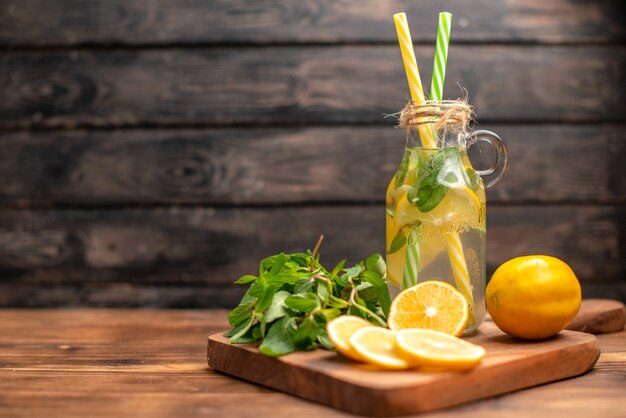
[207,299,624,416]
[566,299,625,334]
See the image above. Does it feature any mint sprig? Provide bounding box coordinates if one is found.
[224,236,390,357]
[413,147,457,212]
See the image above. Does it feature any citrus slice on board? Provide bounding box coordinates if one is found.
[388,281,469,336]
[395,328,485,370]
[326,316,372,361]
[349,327,410,370]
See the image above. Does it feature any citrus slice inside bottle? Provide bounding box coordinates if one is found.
[386,213,446,287]
[394,186,483,237]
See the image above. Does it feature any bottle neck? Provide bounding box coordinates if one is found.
[405,129,467,149]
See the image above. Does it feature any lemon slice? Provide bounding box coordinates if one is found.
[386,181,412,209]
[394,186,483,235]
[386,150,421,208]
[388,281,469,336]
[385,215,445,287]
[385,215,406,286]
[349,327,410,370]
[326,316,372,361]
[395,328,485,370]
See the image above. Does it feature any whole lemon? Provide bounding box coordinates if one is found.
[486,255,581,339]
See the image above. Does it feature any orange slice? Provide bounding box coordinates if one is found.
[326,316,372,361]
[388,281,469,336]
[396,329,485,370]
[349,327,410,370]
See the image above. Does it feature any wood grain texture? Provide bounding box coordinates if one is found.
[0,125,624,207]
[2,46,625,129]
[567,299,626,334]
[0,0,624,313]
[0,205,623,307]
[2,281,626,310]
[207,322,600,416]
[0,284,249,308]
[1,0,624,46]
[0,309,624,418]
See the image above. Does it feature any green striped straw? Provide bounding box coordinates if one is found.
[400,13,452,289]
[402,226,421,289]
[428,12,477,325]
[429,12,452,102]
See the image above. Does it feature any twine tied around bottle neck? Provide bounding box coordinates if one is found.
[399,99,473,135]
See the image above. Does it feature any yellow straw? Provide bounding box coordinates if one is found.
[393,12,476,327]
[393,13,436,148]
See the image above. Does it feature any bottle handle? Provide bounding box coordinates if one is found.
[467,130,508,188]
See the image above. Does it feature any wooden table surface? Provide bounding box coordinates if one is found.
[1,309,624,418]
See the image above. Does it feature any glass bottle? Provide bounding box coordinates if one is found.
[386,126,507,333]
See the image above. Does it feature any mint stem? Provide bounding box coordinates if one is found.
[309,234,325,271]
[312,234,324,259]
[348,278,387,327]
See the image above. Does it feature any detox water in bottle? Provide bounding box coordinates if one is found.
[385,127,507,333]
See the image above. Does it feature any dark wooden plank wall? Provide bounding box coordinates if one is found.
[0,0,624,307]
